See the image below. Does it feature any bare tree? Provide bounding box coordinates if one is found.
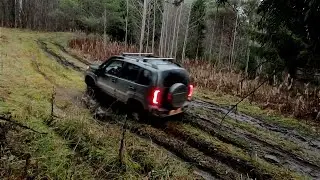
[152,0,156,53]
[125,0,129,49]
[229,4,239,69]
[208,6,218,62]
[217,15,225,68]
[145,2,151,52]
[170,6,179,57]
[103,7,107,52]
[182,5,191,61]
[139,0,148,53]
[174,5,182,58]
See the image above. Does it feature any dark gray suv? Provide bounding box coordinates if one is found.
[85,53,193,119]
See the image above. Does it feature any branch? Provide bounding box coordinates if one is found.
[0,116,47,134]
[218,69,281,130]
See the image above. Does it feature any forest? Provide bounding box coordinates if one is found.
[2,0,319,119]
[1,0,319,77]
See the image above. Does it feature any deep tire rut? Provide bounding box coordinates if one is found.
[186,109,320,178]
[52,42,91,66]
[37,40,84,72]
[82,93,279,180]
[192,99,320,151]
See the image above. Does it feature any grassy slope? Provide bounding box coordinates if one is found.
[0,28,194,179]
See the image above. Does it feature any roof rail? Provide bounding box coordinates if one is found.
[122,52,153,56]
[143,57,174,62]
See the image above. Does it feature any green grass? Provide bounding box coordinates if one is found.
[195,89,320,137]
[0,28,195,179]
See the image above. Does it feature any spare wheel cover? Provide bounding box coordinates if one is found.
[169,83,188,108]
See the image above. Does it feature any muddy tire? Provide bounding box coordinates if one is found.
[127,100,147,122]
[86,85,96,98]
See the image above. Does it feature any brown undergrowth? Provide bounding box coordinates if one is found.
[68,38,320,121]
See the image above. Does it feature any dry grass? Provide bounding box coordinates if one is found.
[69,38,320,121]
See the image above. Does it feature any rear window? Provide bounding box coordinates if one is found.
[137,69,152,85]
[161,70,189,87]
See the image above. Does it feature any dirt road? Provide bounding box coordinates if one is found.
[38,39,320,179]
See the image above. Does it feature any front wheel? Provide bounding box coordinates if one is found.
[86,85,96,98]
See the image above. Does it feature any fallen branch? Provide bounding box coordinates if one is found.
[218,69,280,130]
[0,116,47,134]
[119,115,127,167]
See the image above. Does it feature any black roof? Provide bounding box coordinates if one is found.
[117,54,183,71]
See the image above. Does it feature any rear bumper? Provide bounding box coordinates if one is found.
[149,102,189,117]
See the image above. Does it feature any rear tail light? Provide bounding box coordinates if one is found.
[151,88,162,105]
[188,84,194,100]
[167,93,172,102]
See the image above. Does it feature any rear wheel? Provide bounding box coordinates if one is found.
[127,100,147,121]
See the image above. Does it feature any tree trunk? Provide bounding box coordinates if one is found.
[152,0,156,54]
[125,0,129,49]
[170,6,179,57]
[159,2,166,56]
[209,5,218,62]
[103,7,107,53]
[164,3,170,56]
[145,3,151,52]
[174,5,182,59]
[245,36,250,76]
[182,5,191,61]
[230,9,239,69]
[217,15,225,68]
[139,0,148,54]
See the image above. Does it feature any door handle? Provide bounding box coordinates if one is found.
[128,86,136,91]
[111,78,116,83]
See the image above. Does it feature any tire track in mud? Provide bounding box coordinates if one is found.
[185,110,320,178]
[30,58,58,86]
[37,40,84,72]
[52,42,91,66]
[192,99,320,151]
[82,93,280,180]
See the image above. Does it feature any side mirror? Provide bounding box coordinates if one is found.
[95,68,105,76]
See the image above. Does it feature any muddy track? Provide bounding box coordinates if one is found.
[52,42,91,66]
[38,42,320,178]
[37,40,84,72]
[81,94,285,180]
[185,111,320,178]
[30,58,58,86]
[192,99,320,150]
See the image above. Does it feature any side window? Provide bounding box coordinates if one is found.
[105,60,124,76]
[137,69,152,85]
[119,63,141,82]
